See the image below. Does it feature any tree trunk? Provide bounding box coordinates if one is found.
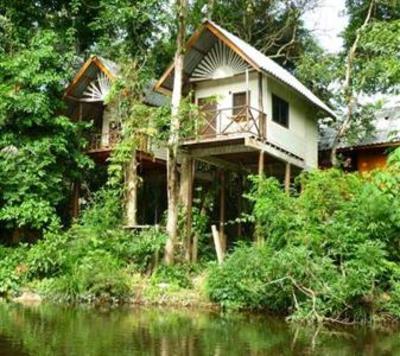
[164,0,187,265]
[179,155,194,261]
[330,0,375,166]
[125,153,138,227]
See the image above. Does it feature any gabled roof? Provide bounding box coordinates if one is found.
[64,56,167,107]
[319,106,400,151]
[155,20,336,118]
[64,56,118,99]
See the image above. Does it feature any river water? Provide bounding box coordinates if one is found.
[0,303,399,355]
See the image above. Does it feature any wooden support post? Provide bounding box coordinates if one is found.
[256,151,265,245]
[191,161,199,263]
[219,170,226,253]
[212,225,224,264]
[258,150,264,177]
[179,156,194,261]
[237,174,242,237]
[125,153,138,227]
[285,162,291,194]
[258,72,266,140]
[71,181,80,219]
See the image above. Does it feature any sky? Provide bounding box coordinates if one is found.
[303,0,349,53]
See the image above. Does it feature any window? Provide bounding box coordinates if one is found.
[272,94,289,128]
[233,91,250,120]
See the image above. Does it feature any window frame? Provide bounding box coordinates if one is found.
[271,93,289,129]
[232,91,250,121]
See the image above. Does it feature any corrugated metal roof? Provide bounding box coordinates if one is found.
[66,56,167,107]
[143,80,169,107]
[208,21,336,118]
[157,20,336,118]
[319,106,400,150]
[97,56,120,77]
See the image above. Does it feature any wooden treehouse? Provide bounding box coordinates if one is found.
[154,20,336,253]
[64,21,335,257]
[64,56,168,222]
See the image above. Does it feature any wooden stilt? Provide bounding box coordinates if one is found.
[258,150,264,177]
[256,151,265,245]
[190,161,198,263]
[219,170,226,253]
[126,153,138,227]
[285,162,291,194]
[212,225,224,264]
[237,174,242,237]
[179,156,194,261]
[71,181,80,219]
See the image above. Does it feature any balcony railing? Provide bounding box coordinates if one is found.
[87,131,150,153]
[194,105,267,141]
[88,130,121,152]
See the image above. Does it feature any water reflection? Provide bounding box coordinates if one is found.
[0,303,399,355]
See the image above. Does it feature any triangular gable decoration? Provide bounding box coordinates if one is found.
[82,72,112,102]
[192,40,250,81]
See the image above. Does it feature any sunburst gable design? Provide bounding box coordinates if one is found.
[82,73,112,102]
[192,40,250,81]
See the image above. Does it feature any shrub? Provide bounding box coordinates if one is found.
[151,264,193,289]
[40,251,132,303]
[0,245,28,296]
[207,148,400,323]
[206,243,271,310]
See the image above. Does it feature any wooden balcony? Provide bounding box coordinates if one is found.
[87,130,121,152]
[189,105,267,143]
[87,131,150,153]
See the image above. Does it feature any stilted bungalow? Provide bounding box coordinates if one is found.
[65,20,335,253]
[64,56,168,223]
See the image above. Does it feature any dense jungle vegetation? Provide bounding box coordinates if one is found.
[1,0,400,325]
[2,149,400,324]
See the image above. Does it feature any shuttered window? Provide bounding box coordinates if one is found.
[272,94,289,128]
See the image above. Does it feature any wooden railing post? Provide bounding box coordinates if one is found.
[260,113,266,140]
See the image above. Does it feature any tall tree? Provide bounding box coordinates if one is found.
[330,0,376,165]
[0,30,91,238]
[330,0,400,164]
[164,0,188,265]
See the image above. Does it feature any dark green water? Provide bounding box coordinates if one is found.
[0,303,399,356]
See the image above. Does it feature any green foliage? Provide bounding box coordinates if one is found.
[0,180,167,303]
[79,188,123,232]
[40,251,132,304]
[0,245,28,296]
[207,148,400,323]
[151,264,193,289]
[0,30,91,233]
[206,243,271,310]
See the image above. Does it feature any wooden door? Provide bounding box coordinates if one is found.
[198,97,217,137]
[233,91,250,121]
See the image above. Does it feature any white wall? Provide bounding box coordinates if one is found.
[265,77,319,168]
[193,72,319,168]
